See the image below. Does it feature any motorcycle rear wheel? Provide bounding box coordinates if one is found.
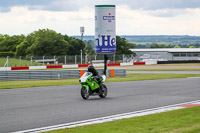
[99,84,107,98]
[81,86,89,100]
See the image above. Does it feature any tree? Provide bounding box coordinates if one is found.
[189,46,195,48]
[136,44,147,48]
[16,40,30,56]
[0,34,25,52]
[116,36,135,55]
[150,43,172,48]
[174,45,181,48]
[16,29,69,56]
[85,40,95,55]
[64,35,85,55]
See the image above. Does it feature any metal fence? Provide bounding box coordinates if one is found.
[0,69,126,81]
[0,54,135,67]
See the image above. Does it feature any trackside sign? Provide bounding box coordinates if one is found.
[95,5,116,54]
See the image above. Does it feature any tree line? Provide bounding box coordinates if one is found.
[0,29,134,57]
[135,43,200,49]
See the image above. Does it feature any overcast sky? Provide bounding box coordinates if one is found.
[0,0,200,36]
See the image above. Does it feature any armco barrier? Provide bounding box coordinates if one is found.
[78,64,91,67]
[0,67,11,71]
[134,62,145,65]
[120,62,133,66]
[47,65,62,69]
[29,66,46,70]
[0,70,80,81]
[107,63,120,66]
[114,69,126,77]
[0,69,126,81]
[11,66,29,70]
[63,64,78,68]
[0,62,148,71]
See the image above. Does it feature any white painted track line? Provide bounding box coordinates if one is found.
[13,100,200,133]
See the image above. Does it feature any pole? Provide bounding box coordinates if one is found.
[75,55,77,64]
[113,54,115,63]
[19,56,22,66]
[4,56,9,67]
[65,55,66,65]
[132,54,133,62]
[6,56,9,67]
[54,55,56,65]
[80,49,82,64]
[31,56,33,66]
[85,55,87,64]
[43,56,45,66]
[104,54,108,75]
[81,33,83,41]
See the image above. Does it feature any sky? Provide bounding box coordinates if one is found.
[0,0,200,36]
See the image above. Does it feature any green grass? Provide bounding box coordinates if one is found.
[0,78,79,89]
[106,73,200,83]
[1,73,200,89]
[0,57,42,67]
[128,69,200,71]
[43,106,200,133]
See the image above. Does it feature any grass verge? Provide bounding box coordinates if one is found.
[0,73,200,89]
[0,57,42,67]
[43,106,200,133]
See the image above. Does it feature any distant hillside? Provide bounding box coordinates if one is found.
[72,35,200,46]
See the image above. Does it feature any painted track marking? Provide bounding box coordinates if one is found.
[13,100,200,133]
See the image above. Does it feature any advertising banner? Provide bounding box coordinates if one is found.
[95,5,116,54]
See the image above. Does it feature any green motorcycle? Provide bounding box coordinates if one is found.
[79,72,107,100]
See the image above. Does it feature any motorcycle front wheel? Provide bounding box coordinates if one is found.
[99,84,107,98]
[81,86,89,100]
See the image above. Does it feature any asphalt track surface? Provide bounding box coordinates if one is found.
[127,71,200,74]
[0,77,200,133]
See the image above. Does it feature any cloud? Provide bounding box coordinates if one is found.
[1,0,200,12]
[116,6,200,35]
[120,0,200,10]
[0,5,200,36]
[148,9,188,17]
[0,6,94,35]
[0,0,53,12]
[28,0,90,11]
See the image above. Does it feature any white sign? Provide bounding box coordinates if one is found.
[95,5,116,54]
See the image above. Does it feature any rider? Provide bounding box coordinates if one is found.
[87,65,101,85]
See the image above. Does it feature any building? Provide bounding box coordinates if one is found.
[130,48,200,62]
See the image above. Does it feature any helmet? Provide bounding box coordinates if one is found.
[88,65,95,73]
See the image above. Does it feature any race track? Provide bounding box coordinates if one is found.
[127,71,200,74]
[0,77,200,133]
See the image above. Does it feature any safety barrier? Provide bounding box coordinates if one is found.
[109,69,126,78]
[46,65,62,69]
[11,66,29,70]
[78,64,91,67]
[108,63,120,66]
[133,62,146,65]
[0,62,146,71]
[0,69,126,81]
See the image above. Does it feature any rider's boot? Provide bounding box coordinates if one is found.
[98,81,103,93]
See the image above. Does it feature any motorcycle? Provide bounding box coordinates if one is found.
[79,72,107,100]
